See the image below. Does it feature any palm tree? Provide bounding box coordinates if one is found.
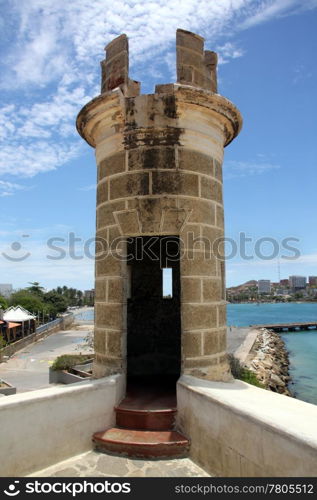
[27,282,44,297]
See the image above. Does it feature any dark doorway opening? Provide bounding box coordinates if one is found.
[127,235,181,395]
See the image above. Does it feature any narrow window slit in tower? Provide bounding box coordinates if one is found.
[162,268,173,298]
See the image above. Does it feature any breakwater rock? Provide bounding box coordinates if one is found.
[247,328,292,396]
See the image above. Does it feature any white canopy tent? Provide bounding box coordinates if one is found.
[3,306,35,322]
[3,306,36,336]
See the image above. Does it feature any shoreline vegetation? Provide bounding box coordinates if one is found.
[244,328,292,397]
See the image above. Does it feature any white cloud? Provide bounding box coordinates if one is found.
[224,159,280,179]
[0,180,30,197]
[226,251,317,286]
[3,0,315,88]
[216,42,245,65]
[294,252,317,265]
[239,0,317,29]
[0,244,94,290]
[0,105,16,140]
[0,0,315,192]
[0,224,94,289]
[78,184,96,192]
[0,141,80,177]
[292,64,313,85]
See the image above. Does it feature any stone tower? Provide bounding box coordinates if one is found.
[77,29,242,384]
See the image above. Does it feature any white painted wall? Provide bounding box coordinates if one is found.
[177,375,317,477]
[0,374,125,477]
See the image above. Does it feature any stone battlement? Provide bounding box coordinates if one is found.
[100,29,218,96]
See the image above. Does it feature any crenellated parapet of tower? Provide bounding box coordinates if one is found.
[77,29,242,382]
[176,29,218,92]
[100,33,141,97]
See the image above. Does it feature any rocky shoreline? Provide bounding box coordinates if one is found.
[246,328,293,396]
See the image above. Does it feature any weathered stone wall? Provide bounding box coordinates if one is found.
[177,375,317,477]
[77,31,242,381]
[176,29,217,92]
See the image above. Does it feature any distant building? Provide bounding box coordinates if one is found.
[280,279,289,287]
[308,276,317,287]
[275,288,290,296]
[0,284,13,298]
[84,289,95,304]
[258,280,271,294]
[289,275,306,291]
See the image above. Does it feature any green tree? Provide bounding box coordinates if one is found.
[27,282,44,297]
[51,285,86,307]
[44,291,68,314]
[9,290,46,314]
[68,288,77,306]
[0,295,8,310]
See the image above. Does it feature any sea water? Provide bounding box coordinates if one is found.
[227,302,317,405]
[74,303,317,405]
[73,308,94,321]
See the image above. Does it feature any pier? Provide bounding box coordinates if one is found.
[251,322,317,332]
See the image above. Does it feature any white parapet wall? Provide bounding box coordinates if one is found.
[0,374,125,477]
[177,375,317,477]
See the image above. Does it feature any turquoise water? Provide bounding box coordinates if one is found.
[227,302,317,327]
[78,303,317,325]
[74,308,94,321]
[227,303,317,405]
[74,303,317,405]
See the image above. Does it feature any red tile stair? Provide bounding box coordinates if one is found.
[115,407,177,431]
[93,428,189,458]
[92,386,190,459]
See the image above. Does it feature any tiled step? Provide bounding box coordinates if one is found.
[93,428,189,459]
[92,379,189,459]
[115,406,177,431]
[115,384,178,430]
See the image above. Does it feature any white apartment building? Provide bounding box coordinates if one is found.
[289,275,306,290]
[258,279,271,294]
[0,284,13,298]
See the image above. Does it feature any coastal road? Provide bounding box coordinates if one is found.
[0,325,93,393]
[0,322,255,394]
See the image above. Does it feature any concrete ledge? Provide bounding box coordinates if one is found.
[48,367,88,385]
[0,374,125,477]
[177,375,317,477]
[0,379,16,395]
[234,328,259,363]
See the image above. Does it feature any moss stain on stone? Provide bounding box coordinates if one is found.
[162,95,178,119]
[124,128,183,150]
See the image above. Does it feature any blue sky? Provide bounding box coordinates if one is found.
[0,0,316,291]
